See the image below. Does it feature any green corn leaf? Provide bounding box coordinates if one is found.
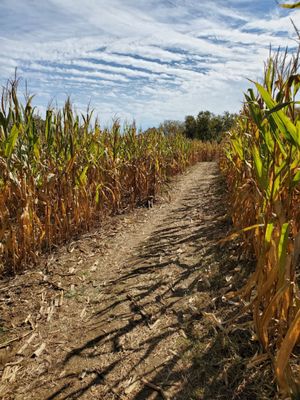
[78,165,89,186]
[248,88,257,101]
[278,223,290,285]
[4,124,19,158]
[265,101,292,117]
[253,145,262,179]
[265,223,274,245]
[280,1,300,8]
[232,137,244,160]
[274,132,288,158]
[265,58,274,93]
[272,174,281,198]
[248,101,262,127]
[33,140,40,160]
[264,129,275,153]
[255,83,299,146]
[292,170,300,187]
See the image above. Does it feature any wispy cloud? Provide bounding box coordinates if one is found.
[0,0,299,127]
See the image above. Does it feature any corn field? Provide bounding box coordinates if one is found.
[0,79,218,275]
[222,29,300,398]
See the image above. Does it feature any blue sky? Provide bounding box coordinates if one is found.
[0,0,299,128]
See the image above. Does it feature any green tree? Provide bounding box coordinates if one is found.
[222,111,237,132]
[184,115,197,139]
[196,111,212,141]
[210,115,223,141]
[159,120,185,136]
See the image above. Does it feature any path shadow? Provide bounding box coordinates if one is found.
[44,166,275,399]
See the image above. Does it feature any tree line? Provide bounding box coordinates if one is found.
[157,111,237,142]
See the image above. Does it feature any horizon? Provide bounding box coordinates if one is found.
[0,0,299,129]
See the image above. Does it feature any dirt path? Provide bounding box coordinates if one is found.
[0,162,275,400]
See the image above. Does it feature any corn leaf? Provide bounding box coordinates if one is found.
[4,124,19,158]
[255,83,299,146]
[280,1,300,8]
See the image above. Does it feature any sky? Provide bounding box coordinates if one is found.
[0,0,299,129]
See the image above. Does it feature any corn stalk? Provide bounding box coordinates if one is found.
[222,44,300,397]
[0,79,219,274]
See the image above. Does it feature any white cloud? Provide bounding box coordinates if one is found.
[244,9,300,34]
[0,0,298,127]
